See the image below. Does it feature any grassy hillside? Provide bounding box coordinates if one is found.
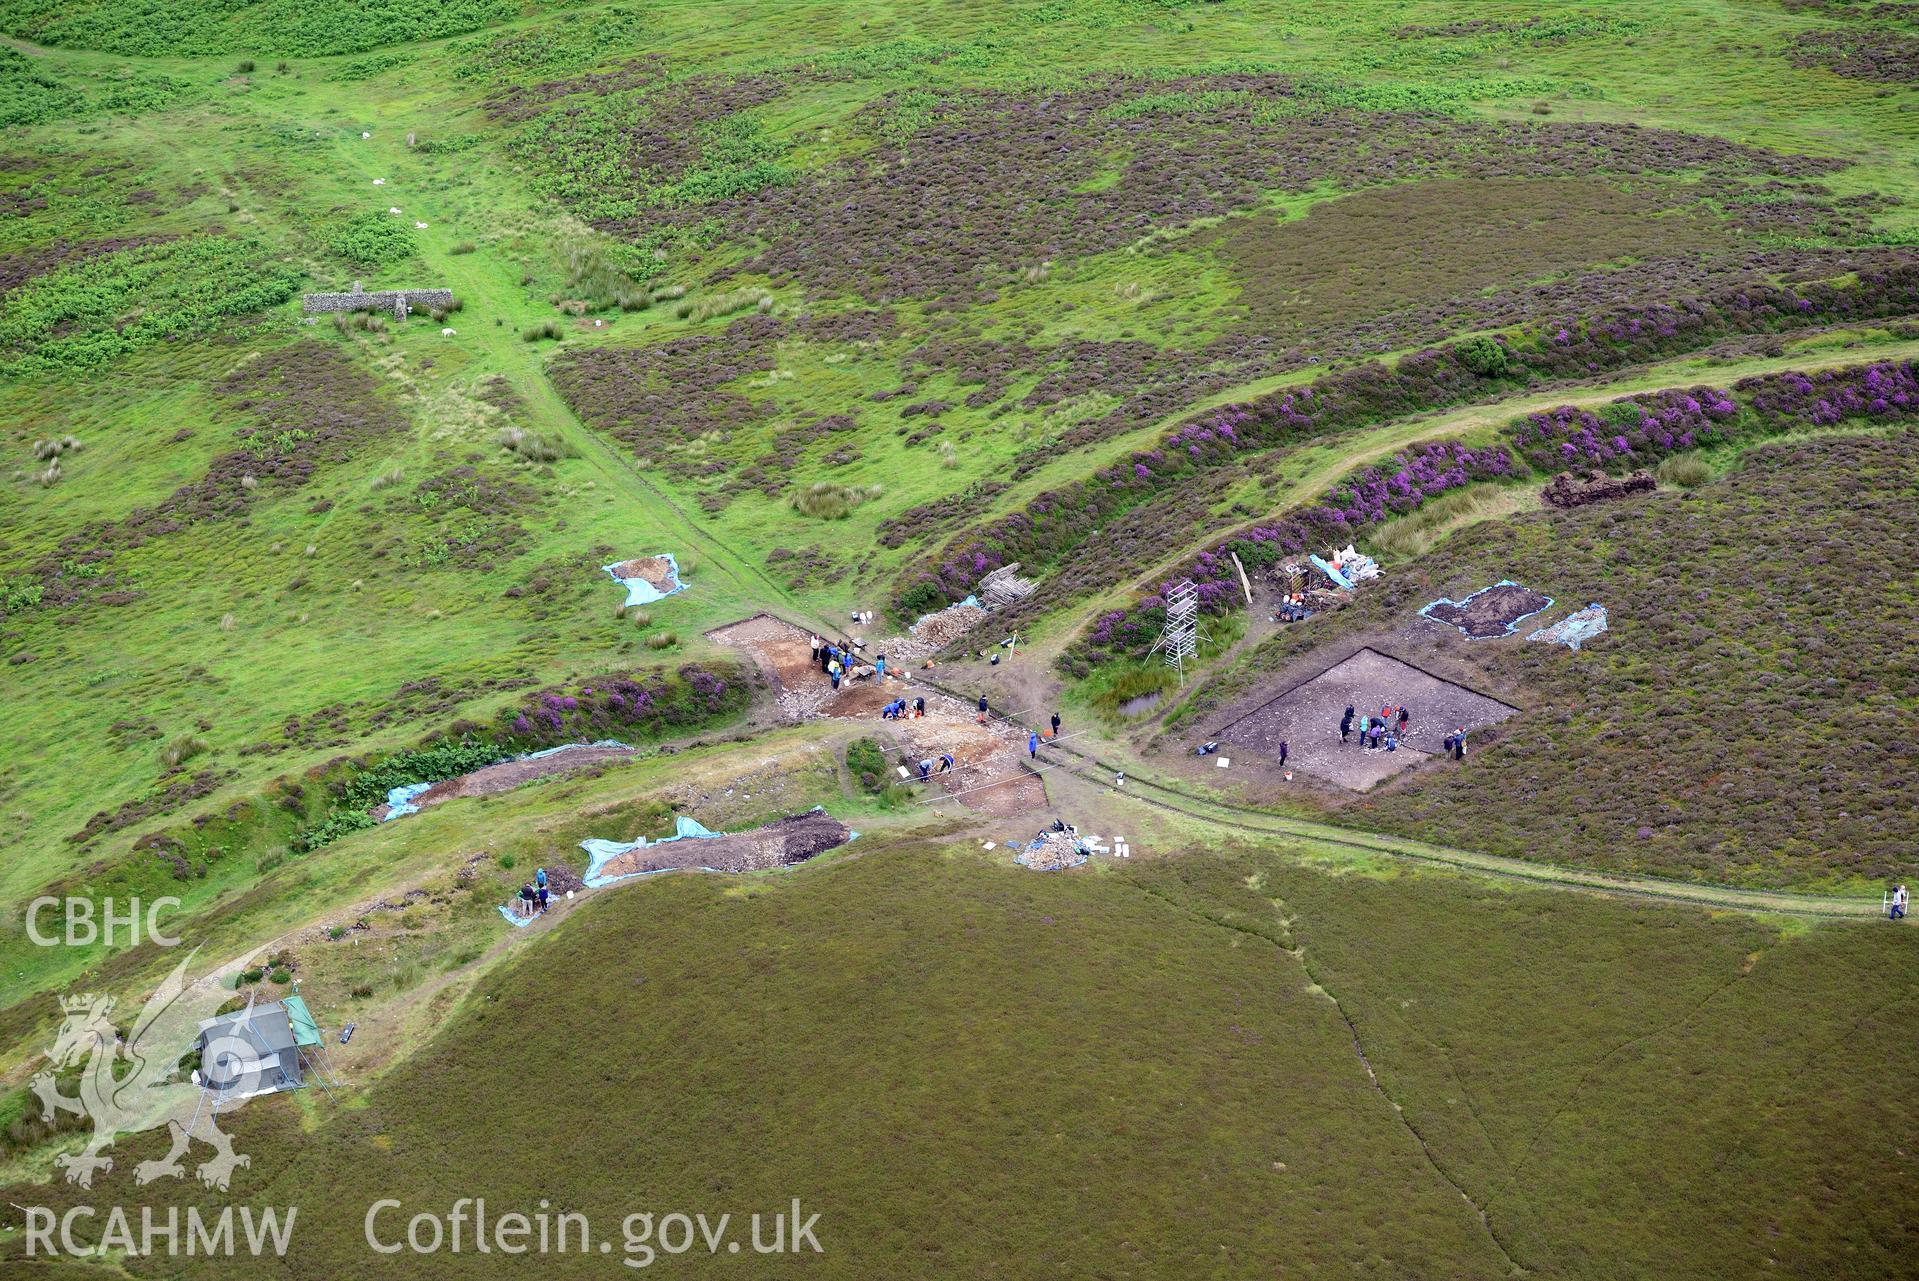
[4,838,1914,1277]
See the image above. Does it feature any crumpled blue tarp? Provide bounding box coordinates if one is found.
[379,740,632,823]
[1309,554,1354,590]
[602,553,687,608]
[380,782,433,821]
[581,815,725,887]
[1527,603,1609,650]
[501,809,857,925]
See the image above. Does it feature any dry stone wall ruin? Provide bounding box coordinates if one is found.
[302,282,452,318]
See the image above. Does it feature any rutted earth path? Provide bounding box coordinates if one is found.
[1048,737,1888,919]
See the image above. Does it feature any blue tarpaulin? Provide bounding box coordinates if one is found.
[602,553,687,608]
[379,741,631,823]
[1309,554,1354,590]
[501,810,858,925]
[580,815,725,887]
[380,782,433,821]
[1527,603,1609,650]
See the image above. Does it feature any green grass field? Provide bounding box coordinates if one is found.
[1,0,1916,1274]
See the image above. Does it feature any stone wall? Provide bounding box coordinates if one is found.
[302,287,453,317]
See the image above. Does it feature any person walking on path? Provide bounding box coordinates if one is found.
[1051,712,1062,738]
[1028,732,1040,760]
[1893,884,1909,920]
[1452,728,1466,761]
[1279,741,1289,768]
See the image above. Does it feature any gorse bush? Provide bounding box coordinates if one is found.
[845,737,890,793]
[295,740,512,851]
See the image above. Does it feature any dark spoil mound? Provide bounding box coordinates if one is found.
[1421,584,1554,639]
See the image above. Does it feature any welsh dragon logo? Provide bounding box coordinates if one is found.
[32,945,268,1191]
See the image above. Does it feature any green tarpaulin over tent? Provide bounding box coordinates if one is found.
[281,994,324,1048]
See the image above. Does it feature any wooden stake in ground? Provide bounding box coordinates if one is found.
[1231,552,1253,606]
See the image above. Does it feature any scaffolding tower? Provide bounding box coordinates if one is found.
[1150,580,1202,683]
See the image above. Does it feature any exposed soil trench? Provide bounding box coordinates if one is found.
[709,613,1046,817]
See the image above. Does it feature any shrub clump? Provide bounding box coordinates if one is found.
[498,663,751,748]
[790,481,882,520]
[323,212,417,267]
[845,737,889,793]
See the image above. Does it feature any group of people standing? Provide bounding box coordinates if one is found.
[1340,704,1410,753]
[810,633,867,691]
[1334,703,1470,761]
[515,866,551,917]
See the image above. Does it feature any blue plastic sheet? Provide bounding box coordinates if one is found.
[581,815,725,887]
[380,782,433,822]
[1527,603,1609,650]
[500,809,856,924]
[602,553,687,608]
[1309,554,1354,590]
[379,741,631,823]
